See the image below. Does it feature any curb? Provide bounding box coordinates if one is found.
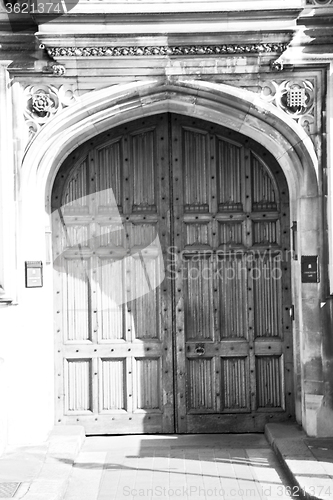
[265,423,333,500]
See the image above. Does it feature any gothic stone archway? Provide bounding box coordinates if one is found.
[19,78,321,435]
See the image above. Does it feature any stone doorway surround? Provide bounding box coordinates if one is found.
[19,77,328,436]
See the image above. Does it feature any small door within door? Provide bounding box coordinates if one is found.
[52,113,294,434]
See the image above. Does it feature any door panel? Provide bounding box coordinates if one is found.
[52,113,293,434]
[53,114,174,434]
[170,114,293,432]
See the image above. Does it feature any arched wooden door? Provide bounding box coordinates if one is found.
[52,113,294,434]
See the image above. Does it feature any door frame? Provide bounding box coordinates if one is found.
[20,78,322,435]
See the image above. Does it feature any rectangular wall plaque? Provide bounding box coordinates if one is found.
[301,255,319,283]
[25,261,43,288]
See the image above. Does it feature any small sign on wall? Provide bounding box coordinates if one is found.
[301,256,319,283]
[25,261,43,288]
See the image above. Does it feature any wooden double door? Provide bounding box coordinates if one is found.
[52,113,294,434]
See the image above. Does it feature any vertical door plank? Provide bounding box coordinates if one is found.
[171,114,187,432]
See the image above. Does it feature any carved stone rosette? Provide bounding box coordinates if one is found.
[24,84,78,142]
[260,80,315,138]
[52,64,66,76]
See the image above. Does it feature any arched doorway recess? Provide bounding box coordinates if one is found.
[51,112,293,433]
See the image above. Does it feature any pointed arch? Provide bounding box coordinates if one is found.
[20,78,318,208]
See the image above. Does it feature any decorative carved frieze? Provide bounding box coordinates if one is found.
[47,43,288,58]
[260,80,315,137]
[24,84,78,141]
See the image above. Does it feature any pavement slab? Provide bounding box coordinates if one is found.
[63,434,295,500]
[1,423,333,500]
[0,426,84,500]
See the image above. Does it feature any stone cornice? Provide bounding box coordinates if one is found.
[47,43,288,58]
[35,9,303,23]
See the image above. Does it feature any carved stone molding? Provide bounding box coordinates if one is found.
[47,43,288,58]
[260,80,315,138]
[24,84,78,142]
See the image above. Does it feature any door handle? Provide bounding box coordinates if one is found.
[195,343,205,355]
